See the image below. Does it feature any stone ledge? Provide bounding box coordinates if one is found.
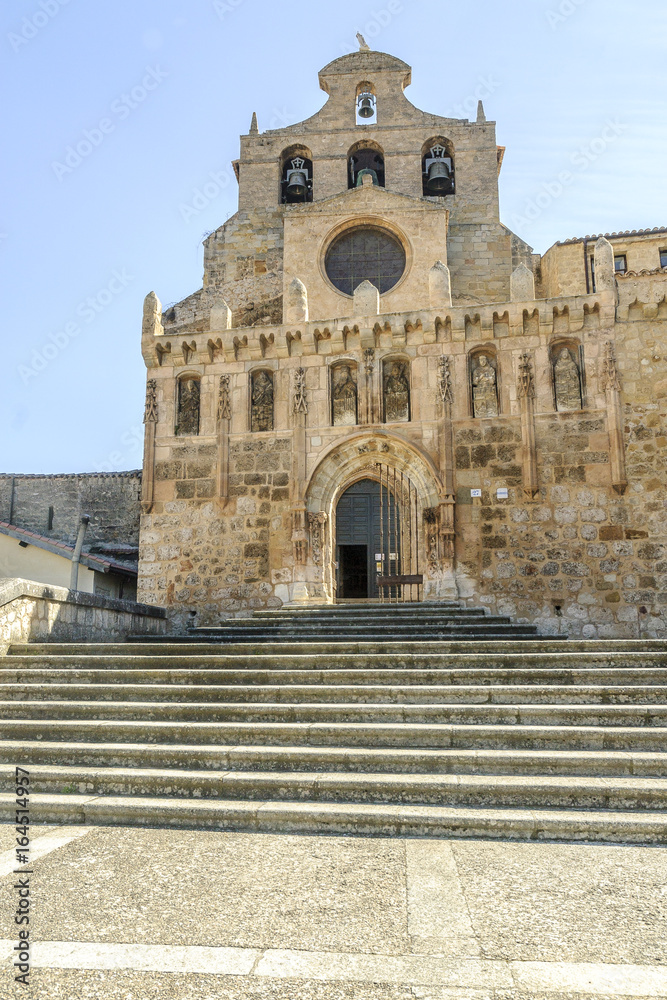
[0,578,166,619]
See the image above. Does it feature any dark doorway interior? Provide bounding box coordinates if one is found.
[336,478,399,599]
[338,545,368,599]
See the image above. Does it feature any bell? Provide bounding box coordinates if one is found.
[355,168,378,187]
[358,95,375,118]
[426,160,452,194]
[286,170,308,201]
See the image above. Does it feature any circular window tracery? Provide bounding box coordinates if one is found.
[324,226,406,296]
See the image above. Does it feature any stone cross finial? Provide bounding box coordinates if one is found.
[356,32,370,50]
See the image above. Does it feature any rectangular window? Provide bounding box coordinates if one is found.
[614,254,627,274]
[660,249,667,268]
[589,256,596,292]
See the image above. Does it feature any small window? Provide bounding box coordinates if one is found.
[614,255,627,274]
[660,249,667,268]
[589,256,596,293]
[47,506,54,531]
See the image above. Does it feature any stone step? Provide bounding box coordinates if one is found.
[7,765,667,811]
[7,740,666,777]
[5,700,667,726]
[4,682,667,705]
[185,627,540,640]
[5,719,667,750]
[1,792,665,843]
[5,668,667,687]
[8,640,664,656]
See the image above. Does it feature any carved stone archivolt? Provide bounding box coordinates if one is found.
[552,346,583,411]
[383,360,410,422]
[308,512,327,565]
[251,371,274,432]
[176,377,200,436]
[332,364,358,426]
[471,354,498,417]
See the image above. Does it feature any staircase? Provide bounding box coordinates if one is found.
[2,602,667,843]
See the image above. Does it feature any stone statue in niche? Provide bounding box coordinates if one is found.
[251,371,274,432]
[177,378,200,436]
[332,365,358,426]
[553,347,583,411]
[383,361,410,422]
[471,355,498,418]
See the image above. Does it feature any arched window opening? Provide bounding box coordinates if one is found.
[250,370,274,432]
[348,141,385,189]
[331,362,358,427]
[551,342,584,412]
[325,225,406,296]
[280,146,313,204]
[176,376,201,436]
[382,358,410,422]
[469,349,499,418]
[422,137,455,196]
[356,82,377,125]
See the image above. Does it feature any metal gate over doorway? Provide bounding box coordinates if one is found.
[335,470,423,602]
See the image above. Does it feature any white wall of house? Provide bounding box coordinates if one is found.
[0,533,96,593]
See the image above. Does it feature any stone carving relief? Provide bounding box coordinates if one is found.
[383,360,410,422]
[251,371,274,432]
[471,354,498,418]
[144,379,158,424]
[293,366,308,415]
[552,346,582,411]
[601,340,621,392]
[517,352,535,400]
[438,356,453,405]
[363,348,375,375]
[332,364,358,426]
[217,374,231,422]
[176,377,200,436]
[308,512,327,565]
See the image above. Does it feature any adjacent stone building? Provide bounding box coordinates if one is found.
[138,44,667,637]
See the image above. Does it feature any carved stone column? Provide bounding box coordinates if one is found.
[437,356,456,559]
[141,380,158,513]
[291,367,309,568]
[216,375,231,506]
[363,348,375,424]
[601,341,628,494]
[517,353,539,498]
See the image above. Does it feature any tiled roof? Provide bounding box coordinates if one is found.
[0,521,138,577]
[0,471,141,480]
[556,227,667,246]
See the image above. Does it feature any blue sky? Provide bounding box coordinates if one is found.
[1,0,665,474]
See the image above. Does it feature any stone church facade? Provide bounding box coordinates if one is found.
[138,45,667,638]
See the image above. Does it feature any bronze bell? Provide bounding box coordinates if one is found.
[426,160,452,194]
[358,95,375,118]
[286,170,308,201]
[355,168,379,187]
